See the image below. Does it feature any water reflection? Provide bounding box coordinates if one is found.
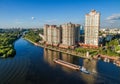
[44,48,60,67]
[83,59,97,73]
[44,48,97,72]
[43,48,120,84]
[44,48,78,73]
[43,48,98,83]
[81,59,98,84]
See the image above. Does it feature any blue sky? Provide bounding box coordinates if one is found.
[0,0,120,28]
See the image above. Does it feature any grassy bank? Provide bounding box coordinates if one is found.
[23,29,43,43]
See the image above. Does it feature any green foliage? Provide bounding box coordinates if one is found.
[75,48,98,56]
[24,29,43,43]
[116,46,120,51]
[106,39,119,47]
[6,49,15,57]
[0,32,18,58]
[102,39,120,56]
[76,40,120,57]
[75,48,87,53]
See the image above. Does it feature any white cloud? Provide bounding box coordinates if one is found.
[105,14,120,24]
[106,14,120,20]
[102,14,120,28]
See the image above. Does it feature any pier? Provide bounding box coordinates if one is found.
[53,59,81,70]
[94,54,120,66]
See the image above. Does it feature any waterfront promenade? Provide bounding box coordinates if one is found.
[24,38,120,66]
[23,38,88,59]
[33,42,88,59]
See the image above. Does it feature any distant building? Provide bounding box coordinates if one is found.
[61,22,80,47]
[80,25,84,43]
[85,10,100,47]
[104,28,120,34]
[44,24,61,46]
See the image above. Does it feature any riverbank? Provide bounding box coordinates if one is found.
[23,37,44,47]
[23,37,89,59]
[24,37,120,66]
[23,37,36,45]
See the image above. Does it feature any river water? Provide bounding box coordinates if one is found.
[0,38,120,84]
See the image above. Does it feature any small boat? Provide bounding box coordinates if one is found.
[106,59,110,62]
[104,58,107,62]
[98,57,101,60]
[80,66,90,74]
[113,62,116,65]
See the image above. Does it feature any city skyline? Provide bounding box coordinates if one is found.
[0,0,120,28]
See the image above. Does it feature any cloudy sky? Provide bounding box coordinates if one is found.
[0,0,120,28]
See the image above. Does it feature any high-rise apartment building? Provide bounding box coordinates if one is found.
[44,24,61,46]
[61,22,80,46]
[85,10,100,47]
[44,22,80,48]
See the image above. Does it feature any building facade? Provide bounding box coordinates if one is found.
[85,10,100,47]
[61,22,80,46]
[62,23,80,46]
[44,22,80,48]
[44,24,61,46]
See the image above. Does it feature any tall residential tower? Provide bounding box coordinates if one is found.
[44,24,61,46]
[44,22,80,48]
[61,22,80,47]
[85,10,100,47]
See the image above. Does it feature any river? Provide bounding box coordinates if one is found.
[0,38,120,84]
